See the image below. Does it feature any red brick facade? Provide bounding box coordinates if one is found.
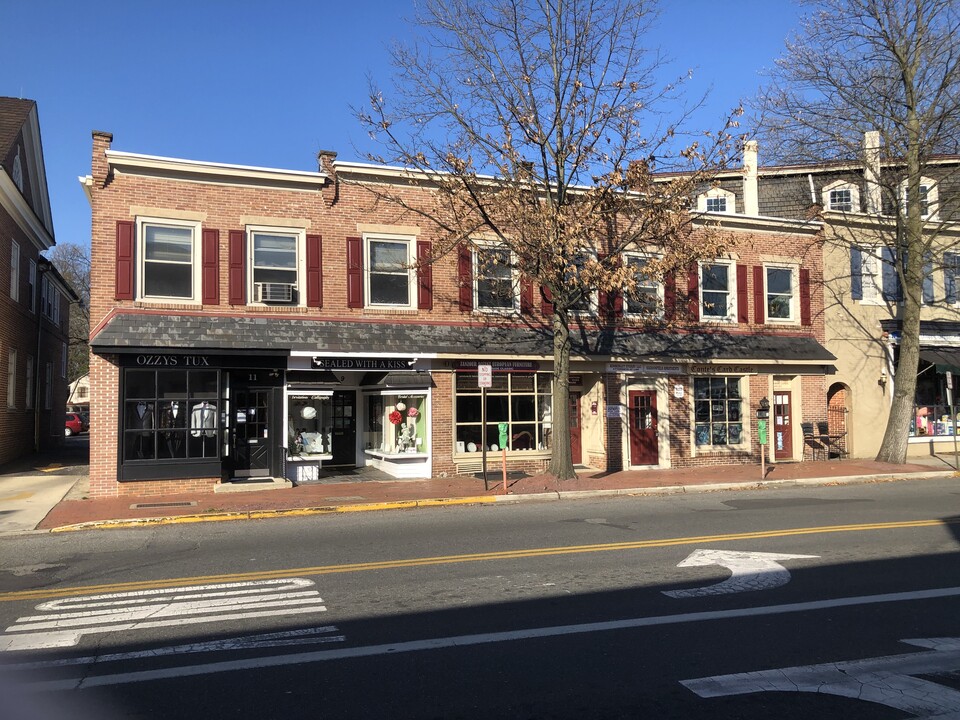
[86,131,832,496]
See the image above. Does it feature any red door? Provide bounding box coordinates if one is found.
[628,390,658,465]
[774,391,793,460]
[569,392,582,465]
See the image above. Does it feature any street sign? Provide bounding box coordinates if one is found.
[478,364,492,388]
[947,371,953,390]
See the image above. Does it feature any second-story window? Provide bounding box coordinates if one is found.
[625,255,661,316]
[475,245,515,311]
[765,266,796,321]
[251,230,299,304]
[9,241,19,302]
[366,235,414,308]
[138,219,200,301]
[700,261,735,320]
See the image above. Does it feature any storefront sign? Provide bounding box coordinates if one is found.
[311,357,414,371]
[454,360,540,372]
[690,365,756,375]
[135,354,212,367]
[609,364,684,375]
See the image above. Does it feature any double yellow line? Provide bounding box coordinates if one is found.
[2,517,954,603]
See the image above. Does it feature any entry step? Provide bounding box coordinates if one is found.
[215,477,293,493]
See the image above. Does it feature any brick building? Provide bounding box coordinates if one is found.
[0,97,77,465]
[698,137,960,459]
[83,131,834,497]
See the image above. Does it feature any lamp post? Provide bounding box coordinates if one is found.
[757,396,771,478]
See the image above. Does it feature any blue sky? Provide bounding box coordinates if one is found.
[2,0,803,250]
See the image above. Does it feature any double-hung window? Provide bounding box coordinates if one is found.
[625,255,661,316]
[946,253,960,304]
[249,228,302,304]
[700,261,735,320]
[138,218,201,301]
[568,252,597,314]
[9,241,19,301]
[7,349,16,409]
[900,177,938,220]
[366,235,414,308]
[474,245,516,312]
[765,266,796,322]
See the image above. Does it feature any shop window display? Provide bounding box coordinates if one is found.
[693,377,743,446]
[288,395,333,457]
[366,394,428,454]
[123,369,220,462]
[454,371,552,452]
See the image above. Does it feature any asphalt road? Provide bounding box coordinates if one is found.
[2,476,960,719]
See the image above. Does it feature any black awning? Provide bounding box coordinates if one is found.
[920,349,960,373]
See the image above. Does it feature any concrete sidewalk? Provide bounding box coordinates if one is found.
[22,451,958,533]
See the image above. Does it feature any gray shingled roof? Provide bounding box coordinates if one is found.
[0,97,34,160]
[92,313,835,364]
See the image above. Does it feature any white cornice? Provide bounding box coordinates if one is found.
[0,170,54,250]
[105,150,328,191]
[691,212,823,236]
[78,175,93,206]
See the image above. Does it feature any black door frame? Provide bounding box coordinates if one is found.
[229,371,283,479]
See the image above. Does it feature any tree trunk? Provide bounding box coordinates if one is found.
[548,309,577,480]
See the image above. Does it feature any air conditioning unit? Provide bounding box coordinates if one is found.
[254,282,294,303]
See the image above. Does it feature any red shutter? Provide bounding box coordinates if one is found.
[228,230,246,305]
[457,244,473,311]
[541,286,554,316]
[736,264,749,324]
[664,273,676,320]
[520,277,533,314]
[201,229,220,305]
[753,265,765,324]
[417,240,432,310]
[115,220,134,300]
[800,268,812,326]
[687,265,699,321]
[347,236,363,308]
[306,234,323,308]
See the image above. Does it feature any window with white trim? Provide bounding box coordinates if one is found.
[365,234,416,308]
[7,349,16,408]
[822,180,859,212]
[900,177,938,219]
[569,252,597,314]
[248,227,304,305]
[624,255,662,316]
[27,259,35,313]
[474,244,517,312]
[454,371,552,452]
[697,187,736,214]
[693,376,744,447]
[700,261,736,320]
[9,241,19,301]
[765,265,797,322]
[25,354,33,410]
[41,276,60,324]
[136,218,202,301]
[61,343,67,379]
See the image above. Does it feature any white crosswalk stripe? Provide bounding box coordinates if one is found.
[0,578,328,651]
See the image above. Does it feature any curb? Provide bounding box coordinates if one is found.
[46,470,954,533]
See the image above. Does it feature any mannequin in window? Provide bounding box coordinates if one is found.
[191,401,217,438]
[159,401,185,456]
[131,401,155,459]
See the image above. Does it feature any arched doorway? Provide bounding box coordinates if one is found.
[827,382,851,457]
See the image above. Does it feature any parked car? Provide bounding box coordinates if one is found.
[65,412,88,437]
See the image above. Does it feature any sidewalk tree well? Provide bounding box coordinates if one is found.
[754,0,960,464]
[356,0,740,480]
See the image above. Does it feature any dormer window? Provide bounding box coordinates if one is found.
[822,180,859,213]
[697,187,736,214]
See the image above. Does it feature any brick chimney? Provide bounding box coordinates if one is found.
[91,130,113,187]
[317,149,338,206]
[742,140,759,216]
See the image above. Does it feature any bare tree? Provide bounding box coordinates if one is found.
[755,0,960,463]
[48,242,90,381]
[358,0,739,480]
